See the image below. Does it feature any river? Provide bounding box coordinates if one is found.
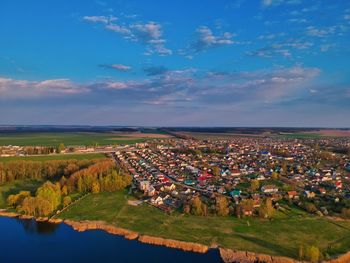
[0,216,223,263]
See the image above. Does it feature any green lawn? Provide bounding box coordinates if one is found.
[0,153,106,162]
[59,191,350,259]
[0,132,154,146]
[0,179,44,208]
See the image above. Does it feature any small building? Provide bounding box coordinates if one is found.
[139,180,150,191]
[261,185,279,194]
[287,191,299,199]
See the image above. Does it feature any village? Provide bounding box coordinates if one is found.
[114,137,350,217]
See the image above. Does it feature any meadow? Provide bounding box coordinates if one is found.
[0,132,170,146]
[59,191,350,259]
[0,153,106,162]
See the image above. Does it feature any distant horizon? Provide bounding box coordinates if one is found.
[0,124,349,129]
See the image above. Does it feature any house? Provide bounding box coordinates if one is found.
[139,180,150,191]
[287,191,299,199]
[336,181,342,189]
[151,196,163,205]
[305,191,316,198]
[231,169,240,177]
[161,183,176,192]
[230,189,241,198]
[261,184,279,193]
[217,187,226,194]
[319,188,326,195]
[184,179,195,186]
[147,185,156,196]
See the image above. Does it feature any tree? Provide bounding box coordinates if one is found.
[341,208,350,219]
[91,181,100,194]
[305,246,320,263]
[64,163,79,176]
[18,196,36,215]
[57,143,65,153]
[183,203,191,214]
[61,185,68,196]
[299,245,304,260]
[258,198,274,219]
[77,177,84,193]
[191,196,205,216]
[235,199,254,218]
[271,171,279,179]
[63,196,72,207]
[305,202,318,214]
[211,166,221,177]
[250,180,260,192]
[215,196,230,216]
[7,191,30,207]
[35,181,62,214]
[281,161,287,175]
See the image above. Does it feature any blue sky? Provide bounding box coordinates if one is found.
[0,0,349,126]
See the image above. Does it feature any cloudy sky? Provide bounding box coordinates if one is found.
[1,0,349,126]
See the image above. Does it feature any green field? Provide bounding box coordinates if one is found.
[0,179,44,208]
[59,191,350,259]
[0,153,106,162]
[0,132,155,146]
[278,133,322,139]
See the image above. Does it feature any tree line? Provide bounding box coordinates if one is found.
[60,159,132,194]
[183,195,275,219]
[0,159,101,183]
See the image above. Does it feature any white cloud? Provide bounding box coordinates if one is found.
[100,64,132,71]
[106,81,129,89]
[262,0,302,7]
[306,26,336,37]
[0,77,88,98]
[83,15,116,24]
[83,16,172,56]
[0,66,321,108]
[105,24,130,34]
[191,26,235,53]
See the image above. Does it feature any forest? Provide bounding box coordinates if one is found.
[4,158,132,217]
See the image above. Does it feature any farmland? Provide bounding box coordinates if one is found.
[0,153,106,162]
[0,132,171,146]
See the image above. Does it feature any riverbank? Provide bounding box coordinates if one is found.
[2,209,350,263]
[0,210,208,253]
[3,186,350,263]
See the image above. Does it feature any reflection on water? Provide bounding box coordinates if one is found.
[16,218,59,234]
[0,216,223,263]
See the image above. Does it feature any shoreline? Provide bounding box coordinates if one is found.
[1,210,350,263]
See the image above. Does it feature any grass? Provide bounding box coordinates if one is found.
[278,132,322,139]
[0,179,44,208]
[0,132,155,146]
[0,153,106,162]
[59,191,350,259]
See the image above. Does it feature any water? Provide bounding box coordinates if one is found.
[0,216,223,263]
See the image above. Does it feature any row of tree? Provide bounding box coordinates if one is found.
[183,195,275,219]
[0,159,100,183]
[59,159,132,194]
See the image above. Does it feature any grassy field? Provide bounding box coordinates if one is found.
[0,132,164,146]
[59,191,350,259]
[0,153,107,162]
[278,133,322,139]
[0,179,44,208]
